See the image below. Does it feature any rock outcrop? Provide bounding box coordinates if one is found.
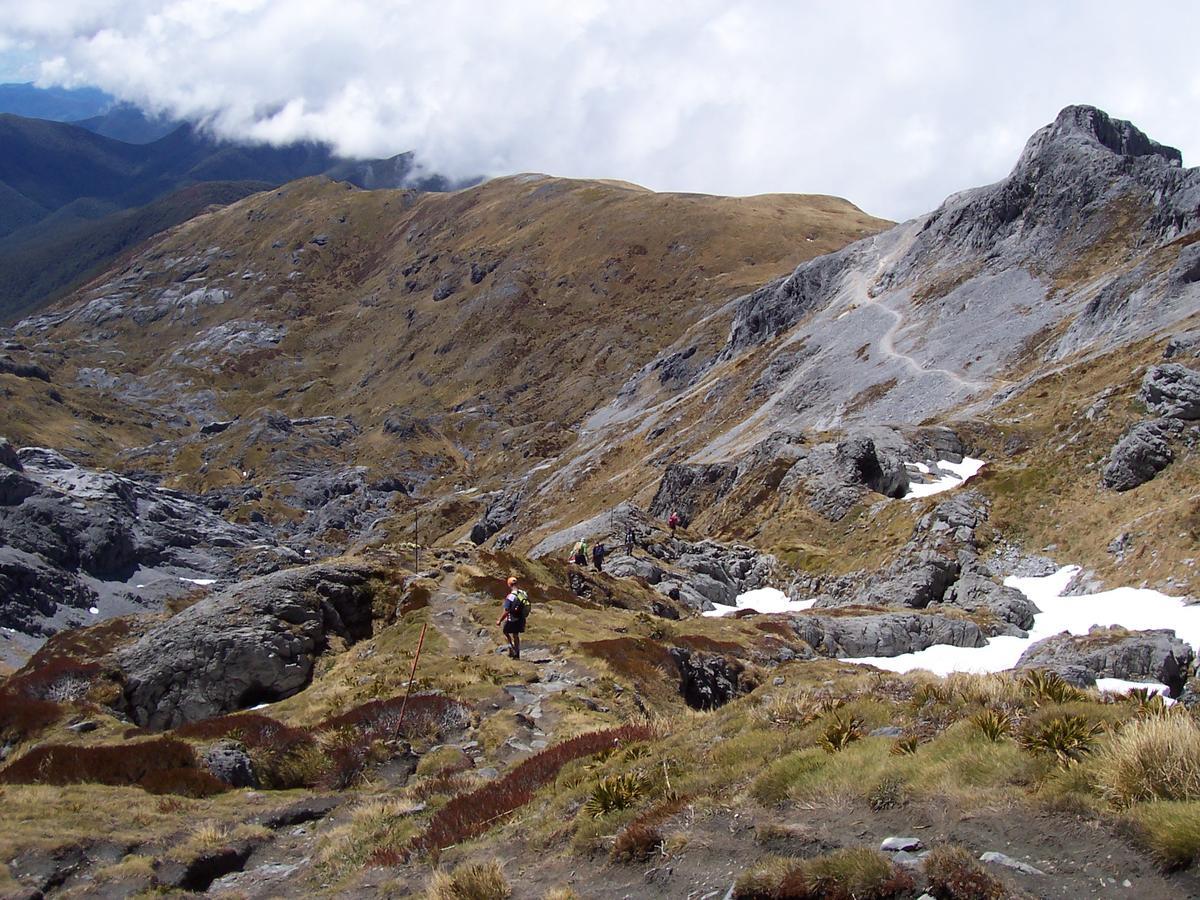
[939,573,1039,634]
[0,446,293,666]
[1016,627,1195,696]
[669,647,744,710]
[1139,364,1200,419]
[789,611,987,658]
[116,562,380,729]
[1102,419,1175,491]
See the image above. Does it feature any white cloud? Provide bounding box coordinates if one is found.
[0,0,1197,219]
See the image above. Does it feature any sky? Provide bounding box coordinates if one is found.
[0,1,1197,221]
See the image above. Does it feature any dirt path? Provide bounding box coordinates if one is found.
[205,574,598,898]
[508,800,1200,900]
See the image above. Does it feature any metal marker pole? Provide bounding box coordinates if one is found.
[396,621,429,734]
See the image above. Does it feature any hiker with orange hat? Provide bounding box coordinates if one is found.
[497,576,530,659]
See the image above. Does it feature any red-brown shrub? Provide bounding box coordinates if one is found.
[611,822,663,862]
[139,767,229,798]
[176,713,309,751]
[0,656,110,744]
[0,736,228,796]
[319,693,469,740]
[394,723,655,862]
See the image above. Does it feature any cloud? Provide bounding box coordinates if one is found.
[1,0,1197,219]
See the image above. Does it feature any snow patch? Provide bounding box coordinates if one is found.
[704,587,816,617]
[180,577,217,586]
[904,457,986,499]
[844,566,1200,683]
[88,606,99,615]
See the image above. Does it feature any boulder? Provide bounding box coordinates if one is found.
[850,553,959,610]
[1139,363,1200,419]
[789,612,987,658]
[1102,419,1174,490]
[203,740,258,788]
[469,490,521,545]
[116,562,380,729]
[604,555,665,584]
[941,573,1039,632]
[1016,627,1194,696]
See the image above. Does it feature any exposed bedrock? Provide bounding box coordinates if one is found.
[116,562,380,729]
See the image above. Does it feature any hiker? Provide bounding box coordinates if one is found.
[592,541,607,572]
[496,576,530,659]
[668,511,681,536]
[624,525,636,556]
[568,538,589,566]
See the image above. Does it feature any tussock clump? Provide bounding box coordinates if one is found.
[610,822,663,861]
[401,724,654,861]
[1124,801,1200,869]
[316,796,421,878]
[1021,669,1087,706]
[817,713,864,753]
[867,775,906,811]
[1019,714,1103,767]
[1094,716,1200,805]
[890,736,920,756]
[0,737,227,796]
[923,845,1006,899]
[583,772,647,818]
[733,848,913,899]
[426,859,510,900]
[970,709,1013,742]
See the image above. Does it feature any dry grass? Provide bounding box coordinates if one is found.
[426,859,510,900]
[733,847,913,899]
[922,844,1006,899]
[166,820,270,861]
[1093,715,1200,805]
[316,796,422,880]
[1124,801,1200,869]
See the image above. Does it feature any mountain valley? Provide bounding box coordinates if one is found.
[2,105,1200,898]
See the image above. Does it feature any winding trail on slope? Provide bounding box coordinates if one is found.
[856,223,989,394]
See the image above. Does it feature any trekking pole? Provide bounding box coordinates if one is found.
[396,622,429,735]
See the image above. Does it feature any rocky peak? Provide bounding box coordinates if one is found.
[1030,105,1183,167]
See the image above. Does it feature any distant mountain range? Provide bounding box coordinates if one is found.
[0,84,472,321]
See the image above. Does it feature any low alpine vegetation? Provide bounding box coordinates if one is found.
[733,847,913,899]
[1093,715,1200,805]
[426,859,511,900]
[922,844,1006,899]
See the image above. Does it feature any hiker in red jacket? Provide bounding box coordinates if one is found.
[668,511,681,536]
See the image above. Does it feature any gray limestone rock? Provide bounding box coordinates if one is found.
[648,462,738,523]
[1016,627,1194,696]
[942,573,1039,632]
[1139,363,1200,419]
[789,611,986,658]
[1103,419,1175,490]
[979,851,1045,876]
[116,562,379,729]
[203,740,258,788]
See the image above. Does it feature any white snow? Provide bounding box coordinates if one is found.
[180,577,217,586]
[1096,678,1171,699]
[843,566,1200,684]
[704,587,816,618]
[88,606,99,615]
[904,457,987,499]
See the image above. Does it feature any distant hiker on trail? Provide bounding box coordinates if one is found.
[592,541,607,572]
[497,576,529,659]
[569,538,589,566]
[624,525,636,556]
[668,511,681,536]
